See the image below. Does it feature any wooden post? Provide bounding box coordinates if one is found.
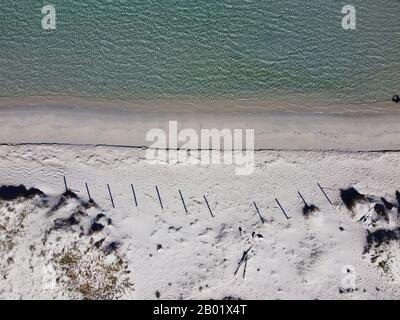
[63,176,68,192]
[253,201,264,223]
[317,183,333,205]
[297,191,307,206]
[131,184,138,207]
[85,182,92,201]
[234,245,252,276]
[155,186,163,210]
[203,195,214,218]
[107,184,115,208]
[243,256,248,279]
[179,189,188,214]
[275,198,289,220]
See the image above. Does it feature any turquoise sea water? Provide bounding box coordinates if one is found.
[0,1,399,104]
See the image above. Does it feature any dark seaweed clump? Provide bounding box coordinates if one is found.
[0,185,44,201]
[364,228,400,253]
[340,187,365,210]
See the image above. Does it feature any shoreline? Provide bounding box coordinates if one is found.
[0,95,399,151]
[0,95,398,114]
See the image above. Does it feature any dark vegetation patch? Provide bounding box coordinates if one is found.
[0,185,43,201]
[374,204,388,222]
[51,190,79,212]
[54,246,133,300]
[103,241,121,255]
[89,222,104,234]
[63,190,78,199]
[95,214,106,221]
[94,238,105,249]
[44,193,110,243]
[364,228,400,253]
[303,204,319,217]
[95,213,112,225]
[340,187,365,210]
[54,215,80,230]
[378,260,391,274]
[50,190,97,213]
[82,200,97,209]
[381,197,394,211]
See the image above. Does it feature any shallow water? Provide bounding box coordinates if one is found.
[0,1,399,104]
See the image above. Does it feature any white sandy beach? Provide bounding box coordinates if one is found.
[0,96,400,299]
[1,145,400,299]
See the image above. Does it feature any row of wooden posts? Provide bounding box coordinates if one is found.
[63,176,333,221]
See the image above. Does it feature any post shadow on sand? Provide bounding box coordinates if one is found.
[59,177,400,225]
[179,189,188,215]
[234,245,252,279]
[85,182,95,204]
[63,176,68,193]
[275,198,289,220]
[155,185,163,210]
[317,183,333,205]
[203,195,214,218]
[253,201,265,223]
[131,184,138,208]
[107,184,115,208]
